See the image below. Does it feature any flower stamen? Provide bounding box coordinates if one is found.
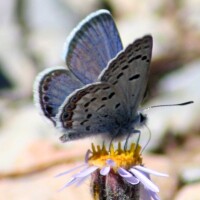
[88,142,143,171]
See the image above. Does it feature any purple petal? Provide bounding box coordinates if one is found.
[55,163,87,177]
[150,191,160,200]
[85,149,92,163]
[118,167,133,178]
[140,185,158,200]
[75,175,90,186]
[134,166,168,177]
[140,184,152,200]
[106,159,115,166]
[130,168,159,192]
[123,176,139,185]
[100,166,110,176]
[142,188,160,200]
[57,177,78,191]
[75,166,98,178]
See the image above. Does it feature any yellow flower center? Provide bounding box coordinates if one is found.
[88,142,143,171]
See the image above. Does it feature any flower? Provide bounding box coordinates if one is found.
[56,143,168,200]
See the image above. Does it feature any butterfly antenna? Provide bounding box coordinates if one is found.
[141,125,151,153]
[143,101,194,112]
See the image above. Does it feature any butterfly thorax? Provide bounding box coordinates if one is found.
[111,112,147,139]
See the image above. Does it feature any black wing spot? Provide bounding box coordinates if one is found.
[103,86,110,90]
[118,53,124,60]
[119,60,124,65]
[80,120,88,125]
[126,44,133,53]
[44,77,51,84]
[144,45,150,49]
[86,126,90,131]
[115,103,121,109]
[90,97,97,102]
[78,90,87,96]
[129,74,140,81]
[122,65,129,70]
[111,65,119,72]
[67,103,75,110]
[87,113,92,119]
[62,112,69,120]
[117,72,124,79]
[110,60,117,66]
[97,104,105,111]
[104,114,108,118]
[128,55,142,63]
[141,55,147,60]
[71,96,78,102]
[43,96,49,102]
[46,106,53,113]
[85,109,88,112]
[112,80,118,85]
[43,85,48,91]
[108,92,115,99]
[135,48,141,51]
[102,97,107,101]
[135,55,142,59]
[135,41,141,47]
[84,101,90,107]
[93,88,100,93]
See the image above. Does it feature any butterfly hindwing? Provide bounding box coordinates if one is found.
[56,82,127,142]
[63,10,123,84]
[33,67,83,124]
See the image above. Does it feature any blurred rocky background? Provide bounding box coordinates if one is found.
[0,0,200,199]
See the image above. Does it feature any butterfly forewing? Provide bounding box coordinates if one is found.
[63,10,123,84]
[33,67,83,124]
[99,35,153,117]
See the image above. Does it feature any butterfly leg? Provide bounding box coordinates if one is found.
[124,130,141,150]
[135,130,141,151]
[109,136,115,152]
[124,132,131,151]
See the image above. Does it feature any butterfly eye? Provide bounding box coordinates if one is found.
[139,113,147,124]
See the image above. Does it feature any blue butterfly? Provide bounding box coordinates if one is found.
[33,10,152,143]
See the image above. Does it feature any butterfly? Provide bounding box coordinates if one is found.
[33,9,152,143]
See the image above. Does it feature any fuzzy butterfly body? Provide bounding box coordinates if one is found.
[34,10,152,142]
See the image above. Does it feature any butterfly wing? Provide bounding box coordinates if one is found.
[56,82,127,142]
[99,35,153,118]
[56,36,153,142]
[33,67,83,124]
[63,9,123,84]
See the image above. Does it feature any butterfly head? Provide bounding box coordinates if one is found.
[134,112,147,128]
